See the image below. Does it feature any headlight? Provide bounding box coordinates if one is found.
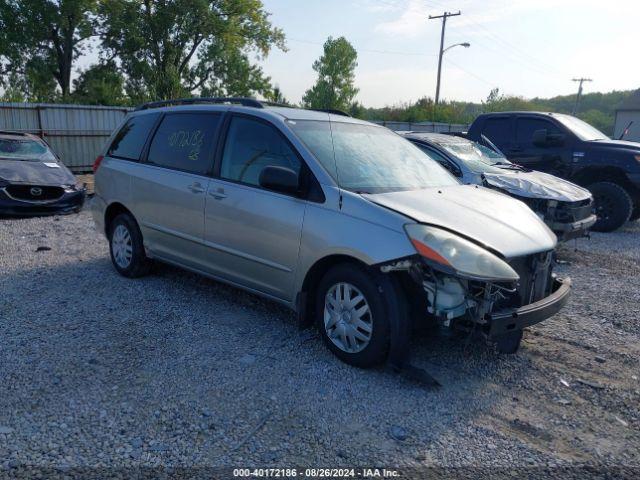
[404,224,519,282]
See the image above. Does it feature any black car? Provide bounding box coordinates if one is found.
[0,131,85,216]
[466,112,640,231]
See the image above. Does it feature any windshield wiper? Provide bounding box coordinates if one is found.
[492,162,529,171]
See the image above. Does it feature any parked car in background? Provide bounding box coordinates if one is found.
[401,132,596,242]
[466,112,640,232]
[0,131,85,216]
[92,98,571,367]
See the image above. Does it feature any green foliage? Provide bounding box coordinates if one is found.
[0,0,97,98]
[98,0,285,102]
[302,36,358,111]
[264,85,290,105]
[71,62,127,106]
[353,88,634,135]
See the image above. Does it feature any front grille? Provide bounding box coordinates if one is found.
[554,198,593,223]
[5,185,64,202]
[505,251,553,307]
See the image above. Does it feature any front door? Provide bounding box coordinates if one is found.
[510,116,571,176]
[203,115,307,301]
[132,112,221,267]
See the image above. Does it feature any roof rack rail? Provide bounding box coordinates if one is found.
[134,97,265,111]
[310,108,351,117]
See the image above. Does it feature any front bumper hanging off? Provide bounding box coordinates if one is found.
[485,277,571,338]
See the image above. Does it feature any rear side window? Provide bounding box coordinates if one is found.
[108,113,159,160]
[516,118,562,146]
[481,117,511,150]
[147,113,221,175]
[220,116,301,187]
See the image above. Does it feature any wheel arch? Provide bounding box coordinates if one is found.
[296,254,371,327]
[104,202,135,236]
[572,166,635,192]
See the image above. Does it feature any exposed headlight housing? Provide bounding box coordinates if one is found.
[404,224,519,282]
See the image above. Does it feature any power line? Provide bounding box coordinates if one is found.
[444,57,495,88]
[422,0,567,78]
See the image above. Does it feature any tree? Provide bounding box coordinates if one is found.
[72,62,127,105]
[0,0,97,99]
[264,85,289,105]
[302,36,358,111]
[98,0,285,101]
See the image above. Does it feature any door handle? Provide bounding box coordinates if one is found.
[209,189,227,200]
[188,182,205,194]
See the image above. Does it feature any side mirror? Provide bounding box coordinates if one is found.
[533,129,565,147]
[259,165,300,195]
[532,129,548,147]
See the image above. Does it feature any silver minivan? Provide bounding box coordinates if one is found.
[92,98,571,370]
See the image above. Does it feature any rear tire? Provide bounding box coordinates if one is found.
[108,213,151,278]
[589,181,633,232]
[315,264,398,368]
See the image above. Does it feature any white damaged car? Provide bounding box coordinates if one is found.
[403,132,597,242]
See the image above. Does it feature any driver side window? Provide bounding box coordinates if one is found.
[220,116,301,187]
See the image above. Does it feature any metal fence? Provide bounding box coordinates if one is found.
[373,120,468,132]
[0,102,131,173]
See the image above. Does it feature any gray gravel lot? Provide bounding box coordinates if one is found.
[0,208,639,472]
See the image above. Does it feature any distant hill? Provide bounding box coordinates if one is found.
[354,89,636,135]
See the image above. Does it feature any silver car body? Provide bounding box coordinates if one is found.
[93,105,559,311]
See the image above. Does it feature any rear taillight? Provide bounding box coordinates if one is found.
[92,155,104,173]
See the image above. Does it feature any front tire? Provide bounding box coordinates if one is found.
[589,181,633,232]
[315,264,396,368]
[108,213,151,278]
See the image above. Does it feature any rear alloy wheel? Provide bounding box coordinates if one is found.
[589,181,633,232]
[109,213,151,278]
[315,264,393,368]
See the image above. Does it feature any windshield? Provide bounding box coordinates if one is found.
[289,121,459,193]
[554,114,608,141]
[436,140,509,174]
[0,138,55,162]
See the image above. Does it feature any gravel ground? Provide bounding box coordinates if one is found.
[0,207,638,474]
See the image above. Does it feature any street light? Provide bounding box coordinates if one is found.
[435,42,470,106]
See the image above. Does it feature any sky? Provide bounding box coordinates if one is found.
[258,0,640,107]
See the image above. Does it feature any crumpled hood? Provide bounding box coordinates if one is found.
[483,169,592,202]
[364,185,557,258]
[0,159,76,186]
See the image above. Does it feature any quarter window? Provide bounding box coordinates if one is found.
[220,117,301,187]
[147,113,221,174]
[108,113,159,161]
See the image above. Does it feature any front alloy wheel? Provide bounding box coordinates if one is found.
[324,282,373,353]
[315,264,395,368]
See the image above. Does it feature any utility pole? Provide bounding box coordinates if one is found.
[429,10,461,108]
[572,77,592,114]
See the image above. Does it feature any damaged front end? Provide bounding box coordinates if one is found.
[482,171,597,242]
[381,224,571,352]
[519,197,596,242]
